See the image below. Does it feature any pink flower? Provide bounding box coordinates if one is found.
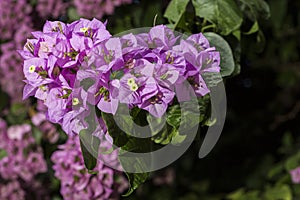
[0,120,47,182]
[290,167,300,183]
[51,135,127,199]
[0,181,25,200]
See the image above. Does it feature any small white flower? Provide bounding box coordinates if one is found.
[72,98,80,106]
[80,27,89,33]
[127,78,136,86]
[29,65,36,73]
[130,83,138,91]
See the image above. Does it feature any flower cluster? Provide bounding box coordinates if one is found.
[0,42,29,102]
[73,0,132,19]
[0,119,47,182]
[19,18,112,135]
[0,118,48,199]
[35,0,132,20]
[0,0,133,102]
[20,18,220,136]
[0,180,26,200]
[51,134,127,200]
[31,100,60,143]
[0,0,32,40]
[0,0,33,102]
[36,0,68,19]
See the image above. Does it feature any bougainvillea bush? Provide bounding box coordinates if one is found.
[19,16,223,195]
[20,17,220,129]
[1,0,300,199]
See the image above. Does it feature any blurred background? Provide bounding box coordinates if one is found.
[0,0,300,199]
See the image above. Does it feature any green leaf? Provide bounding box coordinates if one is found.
[166,104,181,128]
[277,174,292,185]
[243,191,260,200]
[67,7,81,21]
[146,114,165,136]
[148,106,189,145]
[203,117,217,126]
[226,188,245,199]
[203,32,235,77]
[243,21,259,35]
[232,42,241,76]
[151,123,179,145]
[29,0,37,6]
[198,95,211,123]
[232,30,241,41]
[284,152,300,171]
[292,184,300,196]
[102,108,152,196]
[227,189,260,200]
[123,172,149,197]
[129,107,141,119]
[87,170,98,175]
[52,197,63,200]
[80,78,95,91]
[202,72,223,88]
[164,0,190,27]
[119,137,152,196]
[192,0,243,35]
[255,30,266,52]
[237,0,270,21]
[179,101,201,131]
[171,129,187,145]
[168,98,203,129]
[79,129,100,170]
[110,70,124,80]
[101,112,129,147]
[0,149,8,159]
[267,163,284,179]
[168,95,210,128]
[32,127,43,145]
[0,89,9,112]
[278,132,293,154]
[6,103,28,125]
[264,184,292,200]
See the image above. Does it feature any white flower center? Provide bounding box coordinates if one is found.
[80,27,89,33]
[29,65,36,73]
[72,98,80,106]
[127,78,135,86]
[130,83,138,91]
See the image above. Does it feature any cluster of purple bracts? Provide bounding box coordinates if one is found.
[20,18,220,136]
[51,135,127,200]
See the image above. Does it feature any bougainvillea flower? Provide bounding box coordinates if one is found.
[20,19,221,135]
[138,85,175,118]
[70,18,111,44]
